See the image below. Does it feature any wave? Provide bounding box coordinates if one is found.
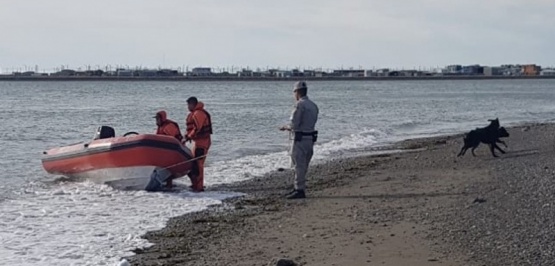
[205,128,388,185]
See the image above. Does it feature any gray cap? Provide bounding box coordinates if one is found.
[293,81,307,91]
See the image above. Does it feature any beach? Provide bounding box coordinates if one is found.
[127,123,555,266]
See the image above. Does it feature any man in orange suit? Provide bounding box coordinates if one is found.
[154,110,183,142]
[184,97,212,192]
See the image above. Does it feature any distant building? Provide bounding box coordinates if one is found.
[275,70,292,78]
[74,71,89,76]
[86,70,104,76]
[137,70,159,77]
[501,65,522,76]
[443,65,462,74]
[483,67,505,76]
[461,65,483,75]
[332,70,364,77]
[303,70,316,77]
[237,69,262,77]
[314,71,325,78]
[522,64,541,76]
[190,67,212,76]
[291,69,304,77]
[116,69,134,77]
[540,69,555,76]
[398,70,421,77]
[13,71,36,77]
[157,69,180,77]
[51,69,76,76]
[364,70,373,77]
[263,69,279,77]
[104,71,118,76]
[375,69,389,77]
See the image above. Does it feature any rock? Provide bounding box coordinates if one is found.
[157,253,171,259]
[473,198,487,204]
[269,258,299,266]
[435,140,447,145]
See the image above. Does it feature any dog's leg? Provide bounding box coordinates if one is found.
[489,144,499,157]
[497,139,508,148]
[493,143,506,154]
[471,144,480,157]
[458,146,467,157]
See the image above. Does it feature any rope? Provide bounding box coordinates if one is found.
[146,154,207,190]
[157,154,207,171]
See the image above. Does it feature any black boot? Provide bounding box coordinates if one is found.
[286,190,306,199]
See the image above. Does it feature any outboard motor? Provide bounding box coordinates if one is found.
[93,126,115,140]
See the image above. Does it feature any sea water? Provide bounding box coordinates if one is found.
[1,80,555,265]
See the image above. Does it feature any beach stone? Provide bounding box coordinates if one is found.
[473,198,487,204]
[268,258,299,266]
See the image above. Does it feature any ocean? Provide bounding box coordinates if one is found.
[1,80,555,265]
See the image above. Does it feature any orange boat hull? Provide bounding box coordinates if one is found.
[41,134,194,189]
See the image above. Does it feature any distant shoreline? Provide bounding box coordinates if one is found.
[1,75,554,82]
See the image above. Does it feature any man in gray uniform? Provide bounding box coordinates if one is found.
[280,81,319,199]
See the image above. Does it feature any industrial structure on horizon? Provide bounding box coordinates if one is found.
[1,64,555,78]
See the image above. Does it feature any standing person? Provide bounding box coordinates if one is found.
[184,97,213,192]
[280,81,319,199]
[154,110,183,142]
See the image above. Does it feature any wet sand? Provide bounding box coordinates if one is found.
[128,123,555,266]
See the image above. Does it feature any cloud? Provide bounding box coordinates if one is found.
[0,0,553,70]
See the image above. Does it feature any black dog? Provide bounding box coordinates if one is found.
[457,118,510,157]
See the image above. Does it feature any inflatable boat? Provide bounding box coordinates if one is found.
[41,126,195,190]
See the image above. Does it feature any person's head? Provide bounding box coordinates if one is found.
[293,81,308,101]
[154,110,167,126]
[186,97,198,112]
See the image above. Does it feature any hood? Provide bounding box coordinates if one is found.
[155,110,167,122]
[193,102,205,111]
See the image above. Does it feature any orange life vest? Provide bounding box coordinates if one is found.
[157,119,183,141]
[186,102,213,140]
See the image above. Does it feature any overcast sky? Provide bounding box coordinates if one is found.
[1,0,554,71]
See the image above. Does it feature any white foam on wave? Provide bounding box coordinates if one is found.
[205,128,387,185]
[0,181,242,266]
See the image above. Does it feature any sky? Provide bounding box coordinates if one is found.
[1,0,554,72]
